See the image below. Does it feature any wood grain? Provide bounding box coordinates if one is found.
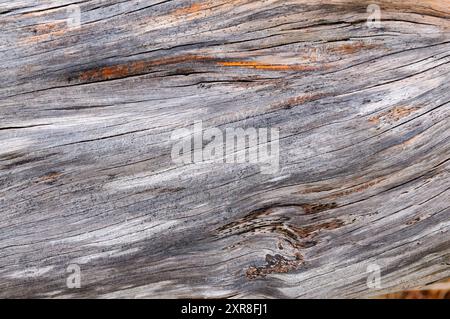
[0,0,449,298]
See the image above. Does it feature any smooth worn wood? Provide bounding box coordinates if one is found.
[0,0,449,298]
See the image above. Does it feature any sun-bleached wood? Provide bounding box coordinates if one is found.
[0,0,449,298]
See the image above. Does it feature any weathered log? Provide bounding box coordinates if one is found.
[0,0,449,298]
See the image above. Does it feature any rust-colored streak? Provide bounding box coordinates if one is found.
[401,134,421,148]
[246,253,303,279]
[376,279,450,299]
[218,61,321,71]
[369,106,421,125]
[101,65,130,80]
[76,55,213,82]
[33,22,63,35]
[172,3,206,16]
[39,171,62,184]
[78,61,143,82]
[328,41,379,55]
[77,57,324,82]
[21,22,67,44]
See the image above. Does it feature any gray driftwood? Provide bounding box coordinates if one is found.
[0,0,449,298]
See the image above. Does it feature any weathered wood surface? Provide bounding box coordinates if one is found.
[0,0,449,298]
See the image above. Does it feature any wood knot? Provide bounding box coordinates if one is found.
[246,253,303,280]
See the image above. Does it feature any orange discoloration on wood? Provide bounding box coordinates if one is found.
[376,278,450,299]
[401,134,421,148]
[79,63,143,81]
[368,117,381,125]
[22,30,68,44]
[369,106,421,124]
[329,41,379,55]
[39,171,62,183]
[33,22,64,34]
[172,3,206,16]
[21,22,67,44]
[218,61,321,71]
[77,55,213,82]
